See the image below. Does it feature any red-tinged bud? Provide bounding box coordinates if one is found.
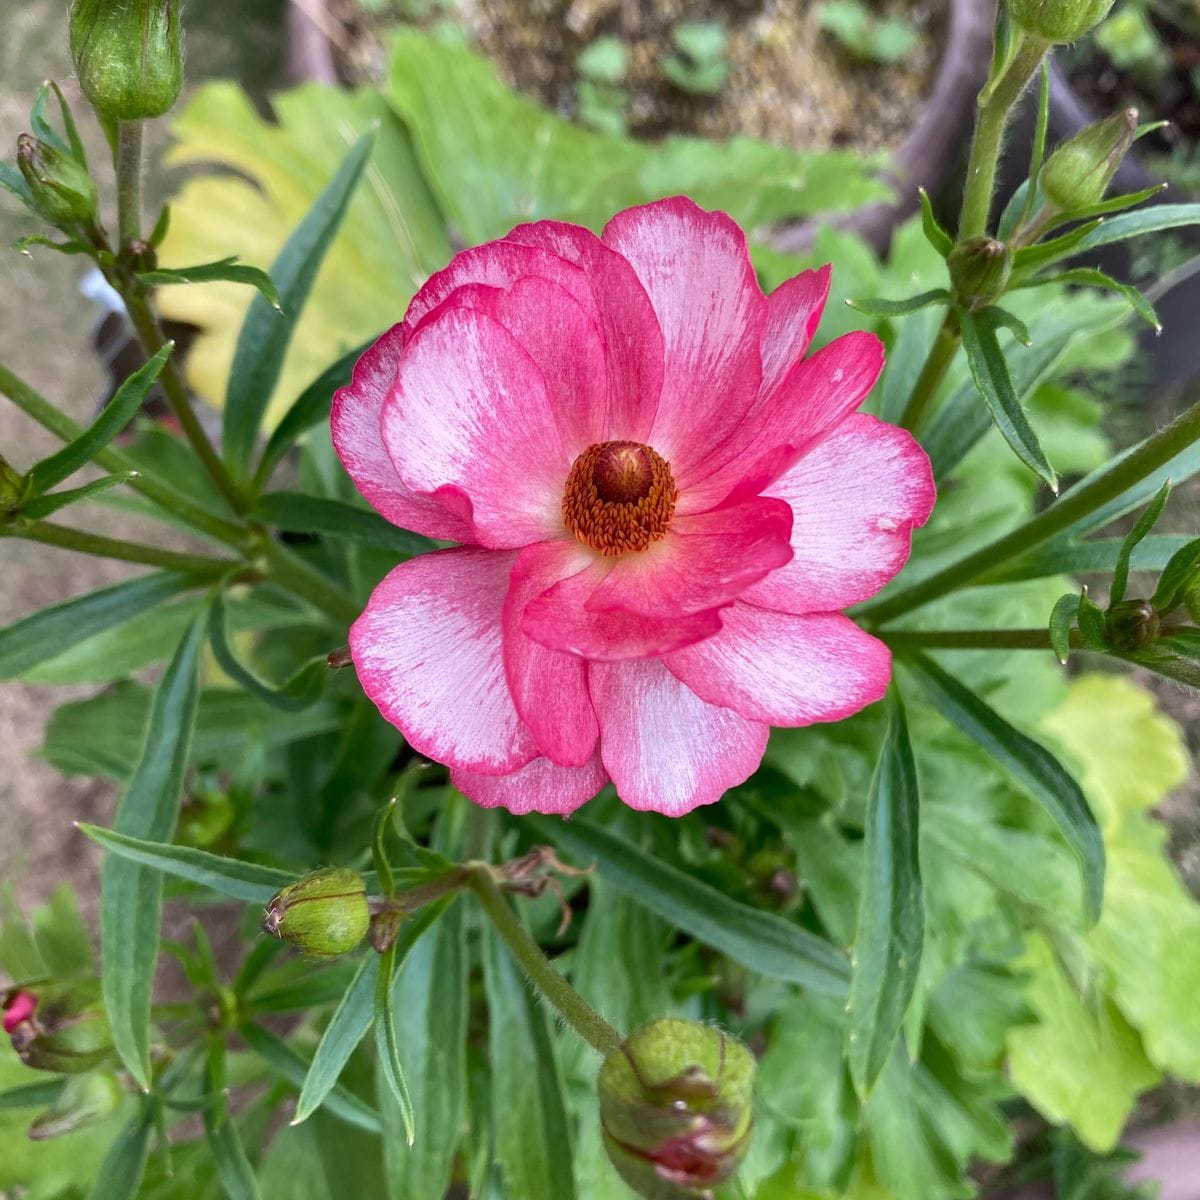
[4,982,114,1074]
[262,867,370,960]
[1007,0,1116,42]
[599,1019,755,1199]
[1042,109,1138,212]
[16,134,98,227]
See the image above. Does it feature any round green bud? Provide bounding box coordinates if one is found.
[1042,108,1138,213]
[598,1018,755,1199]
[262,867,370,960]
[69,0,182,121]
[28,1071,123,1140]
[947,237,1013,312]
[1104,599,1160,651]
[1007,0,1116,42]
[3,981,114,1074]
[16,134,98,227]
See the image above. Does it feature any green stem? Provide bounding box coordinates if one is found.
[883,628,1060,650]
[11,520,237,575]
[899,313,960,433]
[467,864,623,1058]
[382,868,468,914]
[115,121,143,251]
[959,37,1050,240]
[863,396,1200,625]
[0,361,247,547]
[258,537,360,628]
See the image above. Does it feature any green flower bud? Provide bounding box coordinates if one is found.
[28,1071,123,1140]
[0,454,26,512]
[70,0,183,121]
[1105,598,1160,651]
[1007,0,1116,42]
[16,134,98,227]
[598,1018,755,1199]
[947,237,1013,312]
[262,868,370,960]
[3,982,114,1074]
[1042,108,1138,212]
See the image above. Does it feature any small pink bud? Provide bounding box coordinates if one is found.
[3,990,37,1035]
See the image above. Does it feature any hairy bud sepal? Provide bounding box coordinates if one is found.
[1042,109,1138,212]
[948,237,1013,312]
[598,1018,755,1199]
[16,134,98,228]
[70,0,183,121]
[1007,0,1115,42]
[262,867,370,960]
[3,982,114,1074]
[1105,599,1160,652]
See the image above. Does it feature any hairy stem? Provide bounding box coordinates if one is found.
[115,122,144,251]
[467,863,623,1058]
[899,314,960,433]
[257,537,360,628]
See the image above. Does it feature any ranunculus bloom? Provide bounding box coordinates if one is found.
[334,198,934,817]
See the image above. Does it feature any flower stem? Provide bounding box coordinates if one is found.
[467,863,623,1058]
[115,121,144,251]
[899,313,960,433]
[10,520,237,575]
[958,37,1050,241]
[257,537,360,628]
[883,628,1061,650]
[863,395,1200,625]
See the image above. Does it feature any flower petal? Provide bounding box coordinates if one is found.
[665,602,891,725]
[451,753,608,815]
[383,306,568,549]
[522,540,723,661]
[585,497,793,618]
[507,220,665,442]
[331,324,476,542]
[589,658,768,815]
[504,541,600,766]
[350,548,537,774]
[744,413,935,613]
[679,331,885,513]
[602,197,765,471]
[760,265,832,397]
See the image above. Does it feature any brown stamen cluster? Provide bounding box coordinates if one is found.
[562,441,678,556]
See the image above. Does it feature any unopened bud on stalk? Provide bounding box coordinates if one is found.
[28,1071,123,1139]
[262,867,370,960]
[947,237,1013,312]
[1104,599,1160,651]
[1007,0,1115,42]
[598,1018,755,1199]
[69,0,183,121]
[1042,109,1138,212]
[16,134,98,227]
[3,982,114,1074]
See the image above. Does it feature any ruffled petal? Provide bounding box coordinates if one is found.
[522,540,723,661]
[350,548,537,774]
[331,324,476,542]
[679,331,885,513]
[506,220,665,441]
[665,602,891,725]
[504,541,600,766]
[744,413,936,614]
[451,752,608,815]
[602,198,766,472]
[383,306,568,549]
[589,658,768,815]
[585,497,793,619]
[759,265,832,398]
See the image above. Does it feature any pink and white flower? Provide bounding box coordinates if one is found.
[334,198,934,817]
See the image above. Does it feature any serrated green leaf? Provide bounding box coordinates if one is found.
[88,1107,154,1200]
[1018,267,1160,330]
[528,815,850,996]
[959,309,1057,489]
[846,289,949,317]
[482,921,578,1200]
[100,609,207,1089]
[254,491,436,556]
[77,825,294,903]
[138,257,279,306]
[847,692,923,1098]
[1073,203,1200,253]
[1111,480,1171,605]
[27,346,171,496]
[223,132,375,479]
[20,472,137,519]
[1049,593,1080,664]
[904,653,1104,924]
[918,187,953,256]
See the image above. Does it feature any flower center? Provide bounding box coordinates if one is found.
[562,441,678,556]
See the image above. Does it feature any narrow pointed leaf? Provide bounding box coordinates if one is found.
[990,533,1191,583]
[918,187,953,256]
[77,824,294,903]
[1051,183,1167,224]
[374,943,416,1146]
[20,472,137,519]
[223,132,375,479]
[1049,593,1081,664]
[138,257,279,306]
[1111,481,1171,605]
[987,305,1032,345]
[905,652,1104,923]
[88,1107,154,1200]
[100,610,207,1089]
[1150,536,1200,611]
[1077,589,1109,650]
[0,161,33,205]
[846,692,923,1098]
[959,309,1057,489]
[1074,203,1200,253]
[1017,267,1160,330]
[27,346,171,495]
[0,1080,65,1109]
[1011,219,1103,272]
[528,815,850,996]
[254,491,436,556]
[846,289,949,317]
